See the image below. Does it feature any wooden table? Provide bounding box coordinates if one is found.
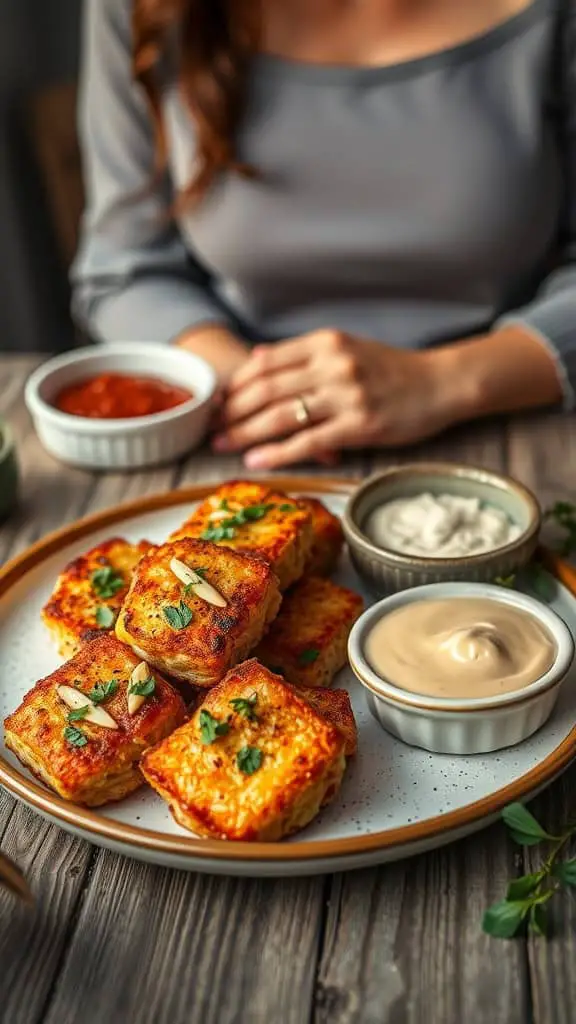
[1,355,575,1024]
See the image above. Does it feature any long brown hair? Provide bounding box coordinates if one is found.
[133,0,261,205]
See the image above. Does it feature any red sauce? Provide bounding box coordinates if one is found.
[54,373,194,419]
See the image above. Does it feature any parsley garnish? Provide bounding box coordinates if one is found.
[63,725,88,748]
[202,503,276,542]
[199,709,230,745]
[95,605,116,629]
[67,706,90,723]
[279,503,297,512]
[90,565,124,599]
[89,679,118,704]
[163,601,193,630]
[483,803,576,939]
[128,675,156,698]
[229,693,258,721]
[183,568,208,597]
[299,648,320,665]
[236,746,263,775]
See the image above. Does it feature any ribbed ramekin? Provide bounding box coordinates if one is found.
[343,463,541,595]
[348,582,575,755]
[25,343,217,470]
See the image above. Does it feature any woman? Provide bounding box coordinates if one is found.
[73,0,574,469]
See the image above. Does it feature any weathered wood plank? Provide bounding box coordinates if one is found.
[524,770,576,1024]
[315,832,529,1024]
[44,850,326,1024]
[508,413,576,1023]
[0,805,96,1024]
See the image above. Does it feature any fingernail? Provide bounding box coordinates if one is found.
[244,450,268,469]
[212,435,231,452]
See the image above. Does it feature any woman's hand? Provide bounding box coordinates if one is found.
[214,329,457,468]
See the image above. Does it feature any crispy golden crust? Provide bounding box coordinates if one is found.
[141,659,346,841]
[294,686,357,757]
[254,576,364,688]
[115,539,282,687]
[169,481,313,590]
[3,634,186,807]
[300,497,344,576]
[41,537,153,658]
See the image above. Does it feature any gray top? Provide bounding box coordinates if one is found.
[73,0,576,405]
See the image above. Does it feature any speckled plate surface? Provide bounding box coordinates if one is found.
[1,479,575,877]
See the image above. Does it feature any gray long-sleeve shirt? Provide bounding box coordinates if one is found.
[73,0,576,405]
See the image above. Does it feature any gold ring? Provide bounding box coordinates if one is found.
[294,395,311,427]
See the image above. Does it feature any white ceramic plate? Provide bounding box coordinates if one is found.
[1,479,575,877]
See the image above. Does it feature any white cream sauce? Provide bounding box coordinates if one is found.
[365,492,520,558]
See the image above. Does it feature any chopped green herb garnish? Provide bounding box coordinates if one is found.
[88,679,118,704]
[199,709,230,745]
[483,802,576,939]
[183,568,209,597]
[236,746,263,775]
[163,601,193,630]
[63,725,88,748]
[202,503,276,542]
[278,503,297,512]
[229,693,258,721]
[298,648,320,665]
[95,605,116,629]
[67,706,91,723]
[128,675,156,698]
[90,565,125,599]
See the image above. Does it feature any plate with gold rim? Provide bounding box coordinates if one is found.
[0,476,575,877]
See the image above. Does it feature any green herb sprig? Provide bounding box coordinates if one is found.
[163,601,193,630]
[88,679,118,704]
[229,693,258,721]
[236,746,263,775]
[63,725,88,748]
[493,564,555,603]
[199,709,230,745]
[299,648,320,665]
[90,565,125,599]
[95,605,117,629]
[483,803,576,939]
[202,503,276,542]
[128,675,156,699]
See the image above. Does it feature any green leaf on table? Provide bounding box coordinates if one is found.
[525,564,555,603]
[553,858,576,887]
[502,803,556,845]
[529,903,549,936]
[506,873,543,901]
[482,899,529,938]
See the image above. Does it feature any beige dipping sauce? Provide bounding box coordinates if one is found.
[366,598,556,700]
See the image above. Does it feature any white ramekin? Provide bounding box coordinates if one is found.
[25,343,217,470]
[348,582,575,755]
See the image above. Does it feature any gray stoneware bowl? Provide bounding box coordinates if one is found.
[342,462,541,596]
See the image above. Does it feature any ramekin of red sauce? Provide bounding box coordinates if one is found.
[54,372,194,420]
[25,343,217,470]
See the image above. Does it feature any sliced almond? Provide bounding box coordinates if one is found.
[56,684,118,730]
[169,557,227,608]
[128,661,151,716]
